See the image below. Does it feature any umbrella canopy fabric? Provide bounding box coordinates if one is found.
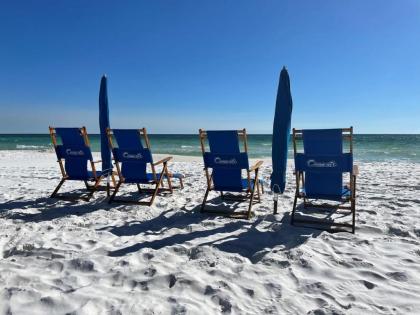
[99,75,112,174]
[271,67,293,194]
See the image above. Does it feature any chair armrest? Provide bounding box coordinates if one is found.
[249,160,263,172]
[93,160,102,164]
[153,156,173,166]
[352,165,359,176]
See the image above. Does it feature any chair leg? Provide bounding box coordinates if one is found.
[220,191,224,199]
[149,182,161,206]
[86,177,102,201]
[51,178,66,198]
[111,174,117,187]
[136,184,142,193]
[247,184,257,220]
[246,169,260,218]
[149,165,166,206]
[165,167,173,193]
[255,180,261,202]
[201,187,211,212]
[109,181,122,204]
[291,193,298,225]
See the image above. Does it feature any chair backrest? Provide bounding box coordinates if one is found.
[294,128,353,198]
[51,127,94,180]
[109,129,154,182]
[200,130,249,192]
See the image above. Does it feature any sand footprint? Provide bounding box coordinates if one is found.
[67,258,95,272]
[387,226,411,238]
[385,271,408,282]
[335,278,379,296]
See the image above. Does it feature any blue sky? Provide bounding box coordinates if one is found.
[0,1,419,133]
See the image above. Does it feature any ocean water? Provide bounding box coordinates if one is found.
[0,134,419,162]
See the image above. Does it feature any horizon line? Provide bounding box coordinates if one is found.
[0,132,419,136]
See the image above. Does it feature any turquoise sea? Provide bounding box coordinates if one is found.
[0,134,419,162]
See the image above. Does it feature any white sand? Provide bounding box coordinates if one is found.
[0,150,420,314]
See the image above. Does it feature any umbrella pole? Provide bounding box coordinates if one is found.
[106,173,110,197]
[273,192,279,214]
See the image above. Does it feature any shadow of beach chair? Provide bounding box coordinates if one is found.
[107,128,183,205]
[291,127,358,233]
[49,126,115,201]
[199,129,264,219]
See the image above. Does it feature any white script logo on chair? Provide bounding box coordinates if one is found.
[214,157,238,165]
[123,152,143,159]
[307,159,337,168]
[65,149,84,156]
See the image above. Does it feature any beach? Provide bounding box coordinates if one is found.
[0,150,419,314]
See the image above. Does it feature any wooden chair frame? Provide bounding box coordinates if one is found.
[199,128,264,219]
[291,127,358,233]
[107,128,174,206]
[49,126,116,201]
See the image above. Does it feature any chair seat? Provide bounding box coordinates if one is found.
[124,172,185,184]
[67,170,106,181]
[299,186,351,201]
[213,178,262,192]
[124,173,163,184]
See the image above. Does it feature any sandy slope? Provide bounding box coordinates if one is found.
[0,151,419,314]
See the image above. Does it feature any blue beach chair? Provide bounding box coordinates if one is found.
[49,127,115,200]
[291,127,358,233]
[107,128,181,205]
[199,129,264,219]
